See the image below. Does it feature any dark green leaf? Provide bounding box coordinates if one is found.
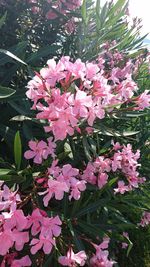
[0,86,16,99]
[14,131,22,170]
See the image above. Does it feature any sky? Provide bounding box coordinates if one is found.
[100,0,150,38]
[129,0,150,38]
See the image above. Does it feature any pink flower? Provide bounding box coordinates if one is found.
[40,58,65,87]
[4,210,28,231]
[114,181,129,194]
[81,162,97,185]
[11,256,31,267]
[47,137,56,157]
[39,179,69,206]
[98,173,108,189]
[0,184,21,212]
[30,234,55,254]
[46,10,58,19]
[31,6,41,14]
[0,230,14,255]
[139,211,150,227]
[41,215,62,237]
[58,164,79,183]
[69,178,86,200]
[86,62,99,80]
[90,238,115,267]
[24,138,56,164]
[135,90,150,110]
[58,248,87,266]
[65,18,76,34]
[24,140,48,164]
[27,208,45,235]
[12,230,29,251]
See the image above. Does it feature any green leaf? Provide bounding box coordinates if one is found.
[82,136,92,160]
[0,174,25,183]
[76,197,110,217]
[81,0,87,24]
[126,237,133,257]
[41,254,53,267]
[0,12,7,29]
[0,49,27,65]
[0,169,15,175]
[68,221,85,250]
[14,131,22,171]
[78,221,105,238]
[0,86,16,99]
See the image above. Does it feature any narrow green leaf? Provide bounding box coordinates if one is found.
[0,49,27,65]
[126,238,133,257]
[14,131,22,170]
[0,12,7,29]
[0,174,25,183]
[76,197,110,217]
[0,169,15,175]
[81,0,87,24]
[82,136,92,160]
[0,86,16,99]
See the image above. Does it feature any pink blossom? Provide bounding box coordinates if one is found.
[11,256,31,267]
[58,248,87,266]
[0,184,21,212]
[4,210,28,231]
[114,181,129,194]
[40,58,65,87]
[69,178,86,200]
[135,90,150,110]
[12,230,29,251]
[27,208,45,236]
[39,179,69,206]
[90,238,115,267]
[139,211,150,227]
[65,18,76,34]
[24,138,56,164]
[98,173,108,189]
[0,230,14,255]
[24,140,48,164]
[41,215,62,237]
[46,10,58,19]
[30,234,55,254]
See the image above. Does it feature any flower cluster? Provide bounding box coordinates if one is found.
[45,0,82,19]
[58,248,87,266]
[39,162,86,206]
[26,56,150,141]
[28,0,82,33]
[90,238,115,267]
[0,182,62,265]
[139,211,150,227]
[81,142,145,194]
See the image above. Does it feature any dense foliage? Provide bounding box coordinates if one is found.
[0,0,150,266]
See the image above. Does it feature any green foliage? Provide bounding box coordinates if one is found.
[0,0,150,266]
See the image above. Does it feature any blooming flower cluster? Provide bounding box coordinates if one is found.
[90,238,115,267]
[58,248,87,266]
[39,162,86,206]
[0,182,62,265]
[1,50,149,266]
[28,0,82,33]
[26,56,150,141]
[81,142,145,194]
[139,211,150,227]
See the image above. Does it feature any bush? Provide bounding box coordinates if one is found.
[0,0,150,266]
